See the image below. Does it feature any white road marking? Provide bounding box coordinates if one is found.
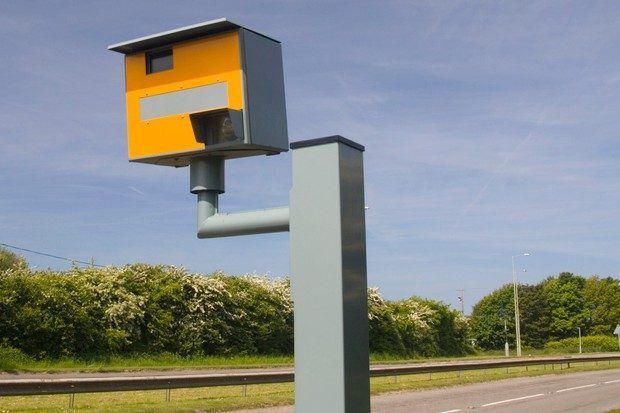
[604,379,620,384]
[481,393,544,407]
[556,383,597,393]
[438,410,461,413]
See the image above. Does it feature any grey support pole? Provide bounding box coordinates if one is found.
[289,136,370,413]
[189,136,370,412]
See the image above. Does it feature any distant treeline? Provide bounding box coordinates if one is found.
[470,272,620,350]
[0,249,470,359]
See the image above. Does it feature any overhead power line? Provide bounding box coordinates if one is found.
[0,242,105,268]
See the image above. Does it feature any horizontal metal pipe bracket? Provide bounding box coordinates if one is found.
[197,206,290,238]
[191,156,289,238]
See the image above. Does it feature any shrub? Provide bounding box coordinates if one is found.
[0,247,27,272]
[0,344,31,370]
[368,288,405,354]
[368,290,472,357]
[545,335,619,353]
[0,265,471,362]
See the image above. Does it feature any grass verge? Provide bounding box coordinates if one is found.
[1,360,619,412]
[4,354,294,373]
[4,349,591,373]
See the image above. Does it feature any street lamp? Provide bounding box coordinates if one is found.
[512,252,530,357]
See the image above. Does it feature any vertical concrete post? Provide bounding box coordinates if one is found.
[289,136,370,413]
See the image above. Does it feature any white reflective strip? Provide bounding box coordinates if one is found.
[140,82,228,120]
[481,393,544,407]
[556,383,597,393]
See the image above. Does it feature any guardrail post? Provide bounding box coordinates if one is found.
[165,388,171,402]
[68,393,75,408]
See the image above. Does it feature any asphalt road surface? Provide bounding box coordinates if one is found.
[231,368,620,413]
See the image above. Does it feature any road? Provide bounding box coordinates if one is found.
[231,368,620,413]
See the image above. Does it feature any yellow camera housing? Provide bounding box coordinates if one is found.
[109,19,288,166]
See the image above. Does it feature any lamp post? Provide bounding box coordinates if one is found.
[512,252,530,357]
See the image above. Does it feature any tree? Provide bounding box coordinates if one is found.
[519,284,551,348]
[471,272,620,349]
[584,276,620,336]
[469,284,514,350]
[542,272,589,341]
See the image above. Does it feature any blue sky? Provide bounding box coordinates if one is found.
[1,1,619,313]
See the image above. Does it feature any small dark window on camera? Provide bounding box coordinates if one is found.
[146,48,173,74]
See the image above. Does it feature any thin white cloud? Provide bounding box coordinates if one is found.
[1,1,619,311]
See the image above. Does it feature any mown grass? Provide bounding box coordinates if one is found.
[2,359,619,412]
[2,353,294,373]
[0,352,489,373]
[0,384,295,413]
[3,348,596,374]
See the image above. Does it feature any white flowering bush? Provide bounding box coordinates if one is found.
[0,266,104,358]
[215,275,293,354]
[0,247,28,272]
[368,288,472,357]
[176,272,236,355]
[0,264,470,359]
